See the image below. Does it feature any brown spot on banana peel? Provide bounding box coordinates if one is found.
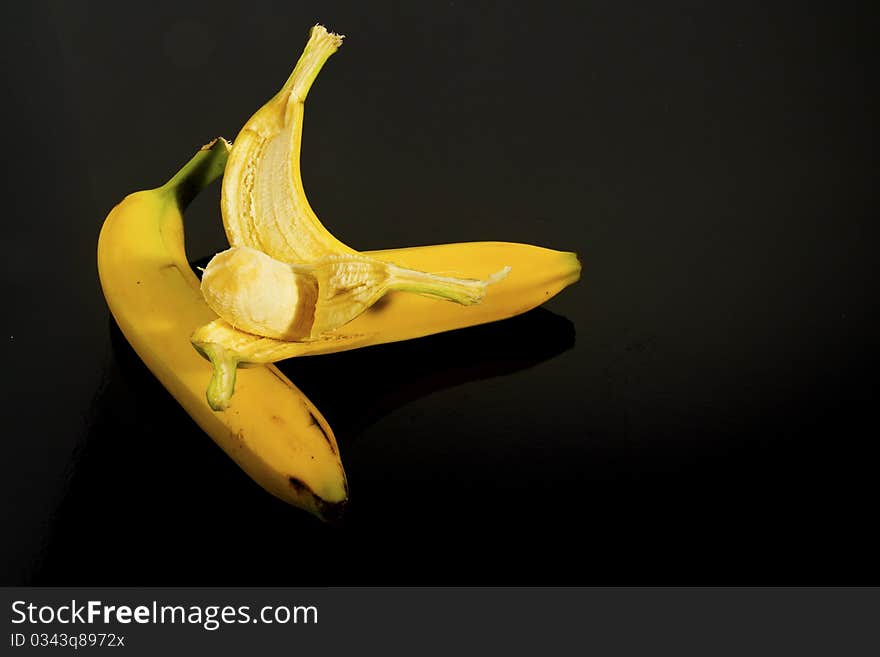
[288,476,348,523]
[287,476,307,493]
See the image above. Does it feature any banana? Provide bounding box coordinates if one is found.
[194,24,582,410]
[97,139,348,520]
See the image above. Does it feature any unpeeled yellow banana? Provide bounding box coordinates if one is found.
[97,140,348,520]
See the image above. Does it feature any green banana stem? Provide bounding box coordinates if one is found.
[196,342,240,411]
[160,138,231,209]
[154,137,234,410]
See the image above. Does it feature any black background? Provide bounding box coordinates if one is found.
[1,1,877,585]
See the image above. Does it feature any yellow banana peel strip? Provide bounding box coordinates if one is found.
[221,25,356,262]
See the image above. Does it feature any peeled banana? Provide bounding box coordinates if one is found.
[193,24,582,409]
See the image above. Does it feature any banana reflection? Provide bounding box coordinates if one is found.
[33,306,574,584]
[276,307,575,444]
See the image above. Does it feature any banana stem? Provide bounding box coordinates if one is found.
[386,265,511,306]
[278,25,344,104]
[197,342,239,411]
[160,138,231,210]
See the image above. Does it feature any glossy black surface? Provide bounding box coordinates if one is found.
[2,1,877,584]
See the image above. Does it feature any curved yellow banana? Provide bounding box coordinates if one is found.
[97,139,347,520]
